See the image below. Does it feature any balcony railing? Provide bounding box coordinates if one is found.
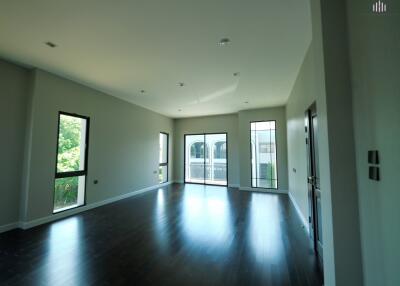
[188,162,227,181]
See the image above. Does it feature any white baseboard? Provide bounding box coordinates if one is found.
[228,184,240,188]
[1,182,173,233]
[0,222,21,234]
[288,192,309,233]
[239,186,288,194]
[173,181,238,188]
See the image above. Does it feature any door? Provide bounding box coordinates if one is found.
[305,103,323,270]
[184,133,227,186]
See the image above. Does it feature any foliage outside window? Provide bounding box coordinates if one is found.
[54,113,89,212]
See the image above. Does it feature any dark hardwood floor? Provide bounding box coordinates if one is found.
[0,183,323,286]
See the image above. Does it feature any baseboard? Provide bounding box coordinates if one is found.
[228,184,240,188]
[0,222,21,234]
[288,192,309,233]
[1,182,173,232]
[239,186,288,194]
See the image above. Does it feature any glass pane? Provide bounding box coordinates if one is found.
[159,165,167,184]
[256,121,270,131]
[185,135,205,183]
[54,176,86,212]
[159,133,168,164]
[205,134,227,186]
[250,121,278,189]
[251,130,257,187]
[57,114,87,173]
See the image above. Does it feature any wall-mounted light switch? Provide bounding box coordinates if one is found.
[369,166,380,181]
[368,150,379,164]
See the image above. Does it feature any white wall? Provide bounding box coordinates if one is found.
[0,59,29,228]
[347,1,400,285]
[173,114,239,186]
[238,107,288,191]
[286,1,365,284]
[12,68,173,224]
[173,107,289,191]
[286,44,317,221]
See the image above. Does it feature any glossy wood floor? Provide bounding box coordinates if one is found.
[0,184,323,286]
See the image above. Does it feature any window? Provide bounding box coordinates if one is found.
[159,132,169,184]
[54,112,89,212]
[259,143,275,153]
[251,121,277,189]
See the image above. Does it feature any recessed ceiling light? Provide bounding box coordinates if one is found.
[140,90,145,94]
[218,38,231,46]
[178,82,185,87]
[233,72,240,77]
[178,109,182,112]
[244,101,249,104]
[45,41,57,48]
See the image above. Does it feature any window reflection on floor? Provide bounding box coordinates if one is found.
[44,217,82,285]
[181,185,233,251]
[248,194,283,263]
[154,188,170,253]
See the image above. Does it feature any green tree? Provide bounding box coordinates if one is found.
[54,115,83,209]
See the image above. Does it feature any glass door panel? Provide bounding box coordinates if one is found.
[205,134,227,185]
[185,135,205,184]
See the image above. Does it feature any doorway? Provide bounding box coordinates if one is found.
[184,133,228,186]
[305,103,323,271]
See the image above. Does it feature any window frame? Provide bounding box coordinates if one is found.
[250,120,278,190]
[183,132,229,187]
[159,132,169,184]
[53,111,90,213]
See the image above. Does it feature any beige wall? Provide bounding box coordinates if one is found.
[17,69,173,222]
[174,107,288,191]
[347,0,400,285]
[0,60,29,228]
[173,114,239,186]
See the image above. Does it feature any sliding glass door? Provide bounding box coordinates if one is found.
[185,133,227,186]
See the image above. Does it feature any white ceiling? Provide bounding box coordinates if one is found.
[0,0,311,118]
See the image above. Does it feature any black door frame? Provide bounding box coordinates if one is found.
[184,132,228,187]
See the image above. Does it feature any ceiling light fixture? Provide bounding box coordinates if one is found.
[178,109,182,112]
[244,101,249,104]
[218,38,231,46]
[45,41,57,48]
[140,90,145,94]
[233,72,240,77]
[178,82,185,87]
